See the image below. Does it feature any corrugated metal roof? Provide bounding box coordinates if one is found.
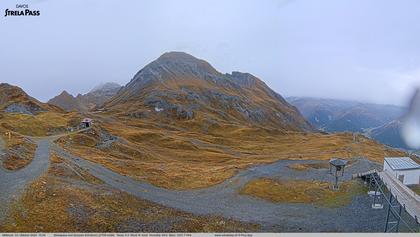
[384,157,420,170]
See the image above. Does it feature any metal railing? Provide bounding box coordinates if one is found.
[368,172,417,232]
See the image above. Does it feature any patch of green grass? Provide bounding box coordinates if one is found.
[240,178,367,208]
[319,180,367,208]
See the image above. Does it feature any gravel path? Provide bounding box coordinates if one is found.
[0,138,51,222]
[0,137,6,170]
[1,133,414,232]
[0,129,91,223]
[0,137,5,154]
[52,144,396,232]
[0,137,6,168]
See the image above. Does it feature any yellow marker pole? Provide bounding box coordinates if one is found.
[5,132,11,140]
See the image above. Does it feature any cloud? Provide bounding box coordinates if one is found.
[0,0,419,104]
[352,66,420,106]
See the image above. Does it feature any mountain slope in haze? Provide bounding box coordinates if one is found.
[0,83,60,115]
[48,82,121,112]
[104,52,313,131]
[287,97,406,133]
[286,97,358,129]
[327,104,406,132]
[48,90,86,112]
[76,82,121,110]
[369,120,409,150]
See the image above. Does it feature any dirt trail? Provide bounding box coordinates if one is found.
[0,129,89,222]
[0,138,51,221]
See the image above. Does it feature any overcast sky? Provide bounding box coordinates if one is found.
[1,0,419,106]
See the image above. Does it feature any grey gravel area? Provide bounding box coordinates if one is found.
[0,137,6,169]
[0,138,51,222]
[0,137,5,156]
[261,159,382,183]
[116,217,184,232]
[1,134,417,232]
[52,144,414,232]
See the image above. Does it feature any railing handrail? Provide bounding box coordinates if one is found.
[370,172,416,232]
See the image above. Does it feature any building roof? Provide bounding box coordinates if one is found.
[384,157,420,171]
[329,158,348,167]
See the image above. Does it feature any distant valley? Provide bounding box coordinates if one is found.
[287,97,410,150]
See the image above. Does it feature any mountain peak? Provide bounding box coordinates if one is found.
[59,90,74,97]
[0,83,57,114]
[0,83,27,94]
[48,90,81,112]
[48,83,122,112]
[158,51,199,61]
[0,83,14,88]
[153,51,219,75]
[0,83,32,102]
[90,82,121,94]
[124,52,221,94]
[105,52,313,132]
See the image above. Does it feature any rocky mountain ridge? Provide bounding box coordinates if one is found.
[0,83,60,115]
[104,52,313,132]
[48,82,121,112]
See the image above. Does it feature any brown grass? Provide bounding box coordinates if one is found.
[0,112,80,136]
[1,108,405,190]
[240,178,367,208]
[54,115,407,190]
[0,133,36,170]
[49,152,104,185]
[0,152,259,232]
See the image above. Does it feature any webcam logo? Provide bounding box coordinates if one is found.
[4,4,40,17]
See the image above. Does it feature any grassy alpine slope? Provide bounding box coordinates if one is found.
[0,152,259,232]
[54,52,407,190]
[0,53,412,232]
[56,114,406,190]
